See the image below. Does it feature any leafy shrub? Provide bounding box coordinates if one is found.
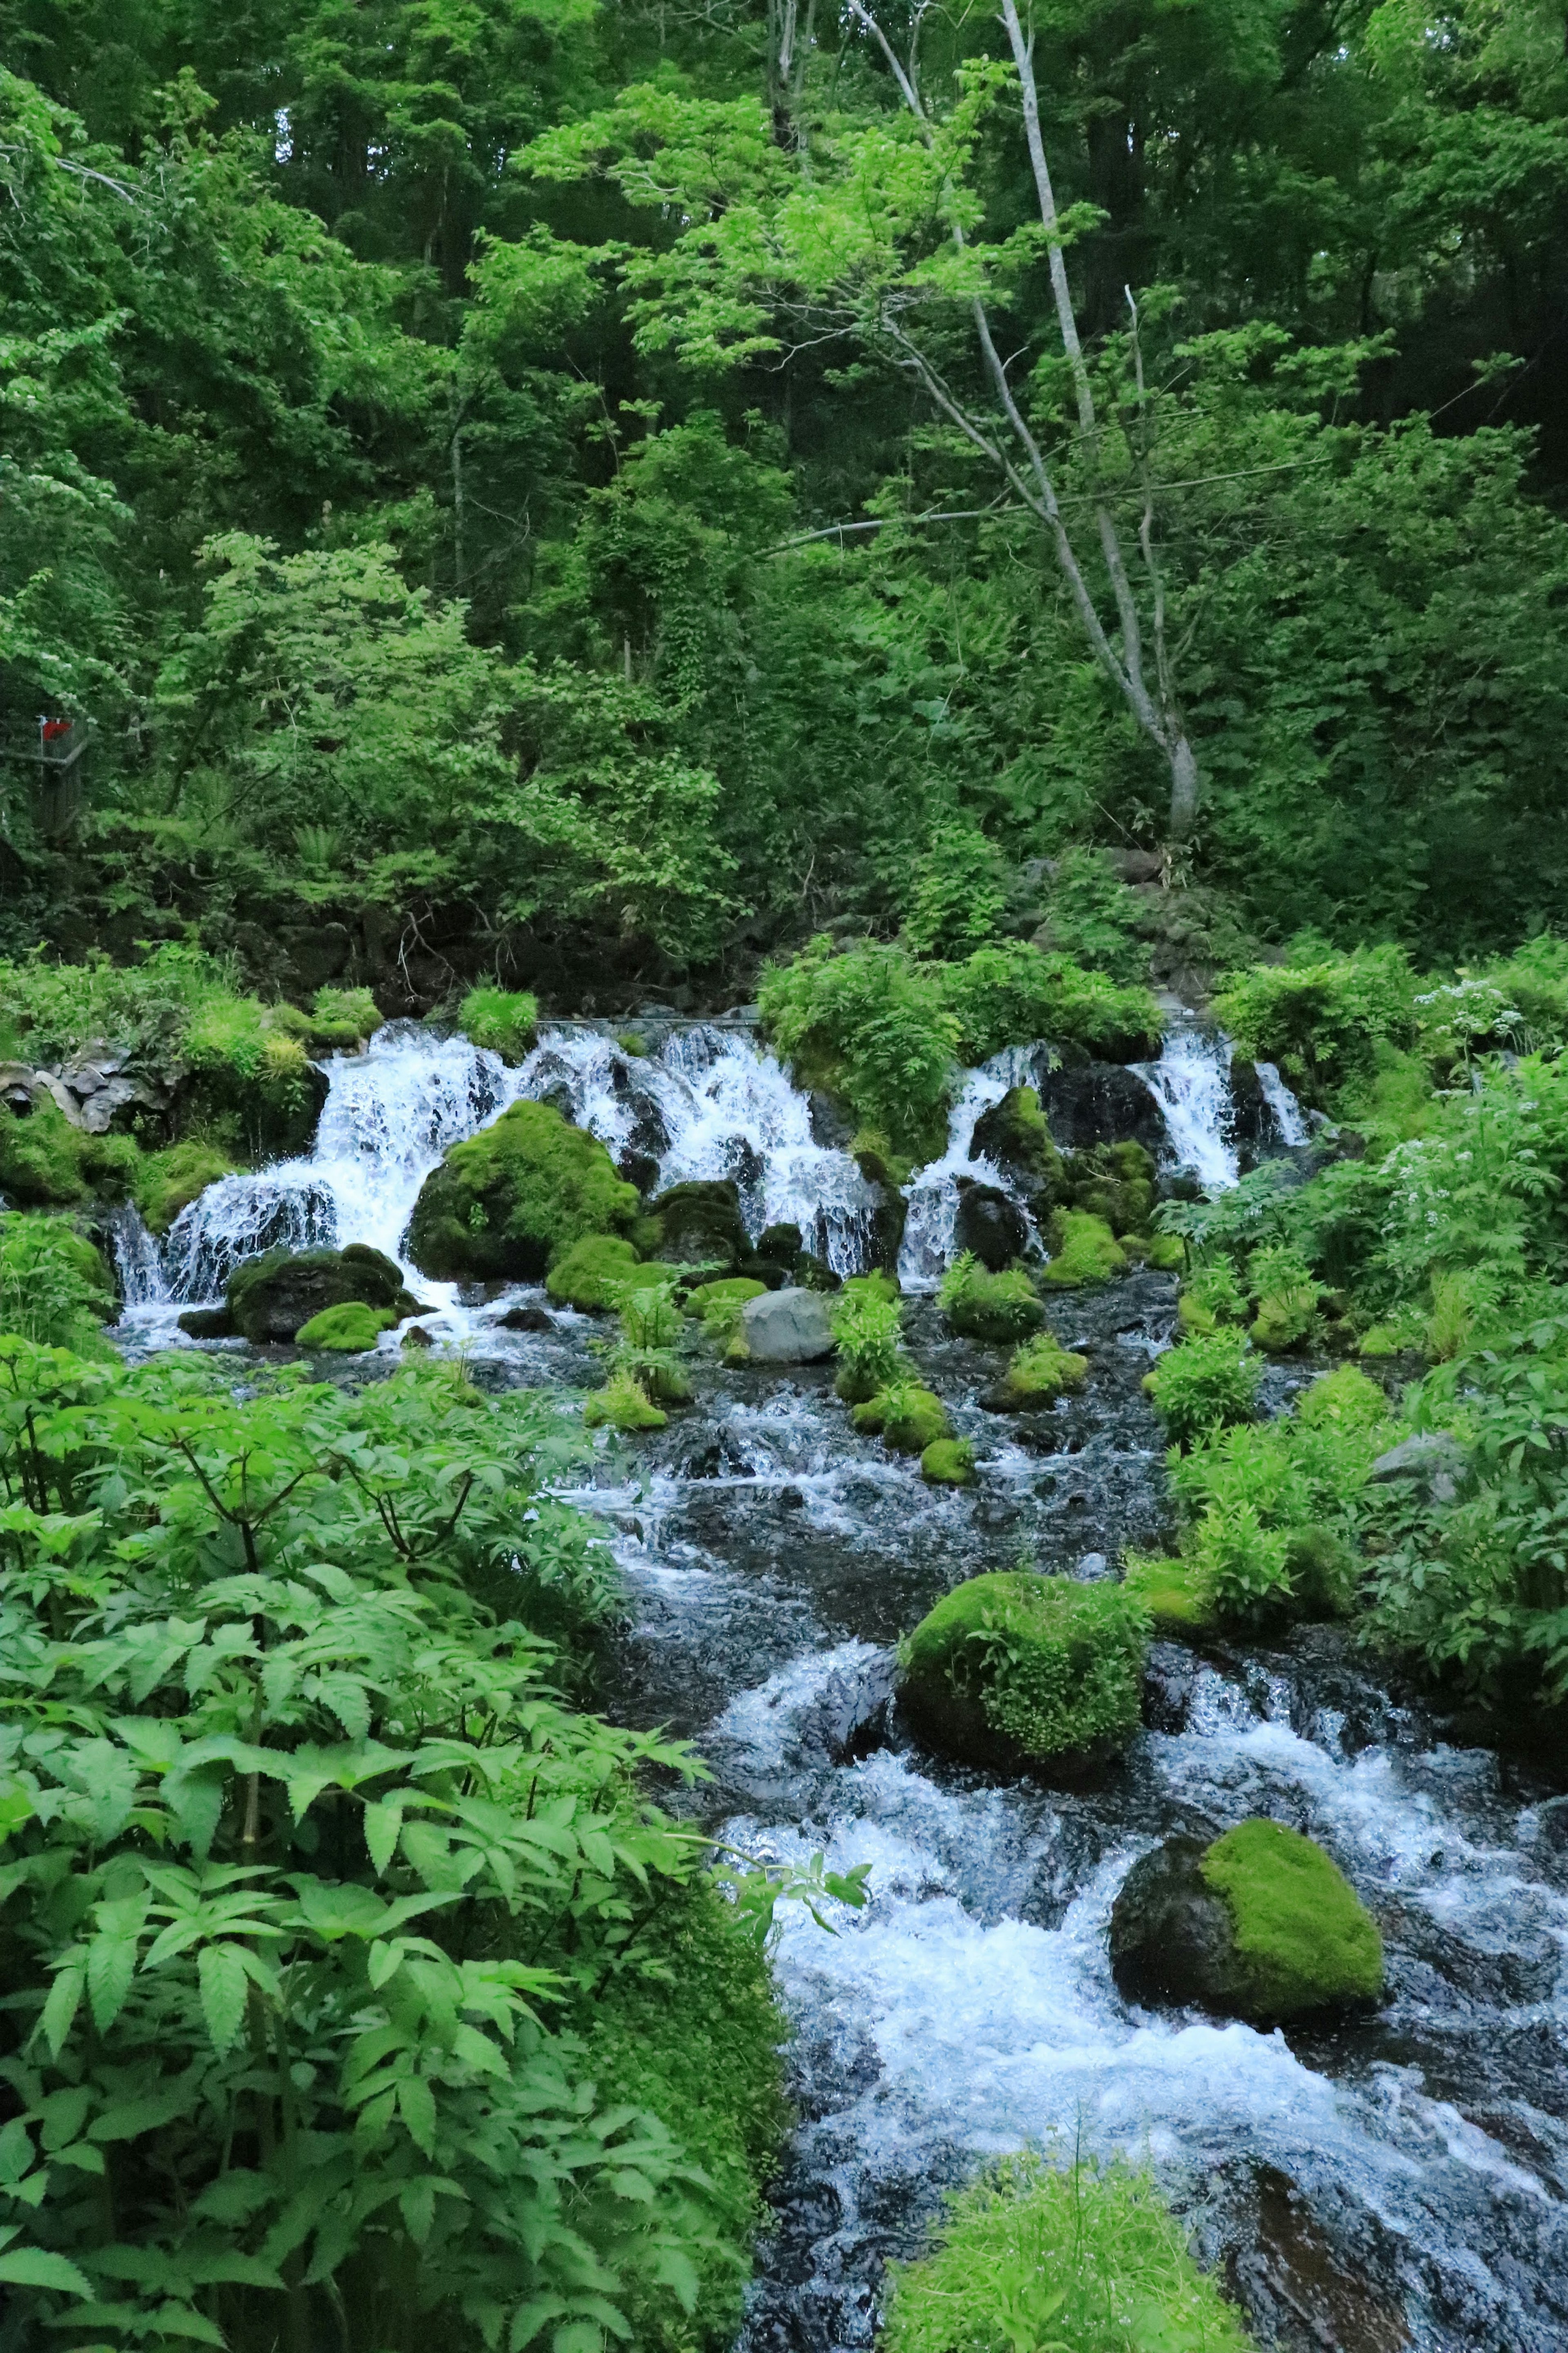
[1144,1332,1262,1446]
[938,1252,1045,1342]
[1189,1500,1293,1620]
[940,942,1159,1066]
[1177,1254,1248,1336]
[900,820,1009,959]
[758,937,960,1163]
[1038,845,1152,985]
[1213,944,1418,1105]
[829,1278,905,1400]
[883,2151,1253,2353]
[0,1214,114,1352]
[898,1572,1150,1769]
[1247,1245,1322,1353]
[458,985,540,1064]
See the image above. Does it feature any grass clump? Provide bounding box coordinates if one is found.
[938,1251,1046,1343]
[458,985,539,1064]
[133,1140,241,1234]
[883,2150,1254,2353]
[407,1099,639,1282]
[1143,1332,1262,1447]
[920,1437,975,1485]
[853,1378,949,1453]
[1200,1819,1384,2017]
[547,1233,644,1310]
[294,1300,398,1351]
[584,1368,668,1431]
[898,1571,1149,1773]
[1042,1210,1127,1288]
[987,1329,1089,1411]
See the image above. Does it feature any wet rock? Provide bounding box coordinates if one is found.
[1041,1062,1168,1156]
[648,1178,749,1271]
[802,1650,898,1765]
[177,1306,235,1340]
[226,1242,407,1345]
[1142,1641,1201,1733]
[808,1092,855,1149]
[1235,2167,1413,2353]
[742,1287,835,1364]
[1370,1431,1467,1504]
[498,1303,552,1332]
[408,1100,639,1282]
[615,1149,661,1196]
[400,1323,435,1349]
[953,1179,1030,1271]
[970,1084,1066,1219]
[676,1421,755,1480]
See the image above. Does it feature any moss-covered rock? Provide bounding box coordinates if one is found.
[853,1385,949,1453]
[134,1142,242,1235]
[545,1233,643,1310]
[406,1100,639,1282]
[981,1330,1089,1413]
[645,1178,750,1271]
[1041,1209,1127,1287]
[1144,1231,1185,1272]
[898,1571,1149,1778]
[969,1084,1066,1216]
[1121,1554,1214,1636]
[1062,1139,1157,1236]
[920,1437,975,1486]
[295,1301,398,1351]
[178,1015,329,1160]
[0,1096,85,1206]
[227,1242,406,1344]
[1109,1820,1384,2023]
[686,1276,768,1325]
[937,1256,1046,1344]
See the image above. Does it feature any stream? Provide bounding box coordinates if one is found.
[111,1022,1568,2353]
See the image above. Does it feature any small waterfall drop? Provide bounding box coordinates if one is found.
[104,1200,169,1309]
[163,1026,520,1301]
[1133,1024,1241,1191]
[897,1048,1038,1291]
[1256,1058,1309,1146]
[517,1024,879,1274]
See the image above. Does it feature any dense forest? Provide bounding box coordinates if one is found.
[8,6,1568,2353]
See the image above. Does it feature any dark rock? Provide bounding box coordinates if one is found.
[615,1149,662,1196]
[953,1180,1030,1271]
[758,1221,804,1269]
[736,1254,791,1291]
[400,1324,435,1349]
[648,1178,749,1271]
[1041,1062,1169,1157]
[862,1179,907,1274]
[281,921,352,993]
[725,1135,766,1194]
[226,1244,405,1345]
[624,1089,671,1162]
[741,1287,835,1363]
[802,1650,898,1765]
[808,1092,856,1149]
[1110,1836,1251,2012]
[498,1304,552,1332]
[178,1306,235,1340]
[971,1084,1066,1221]
[1143,1642,1202,1734]
[1227,1059,1277,1173]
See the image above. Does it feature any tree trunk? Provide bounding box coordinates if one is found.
[1167,730,1200,841]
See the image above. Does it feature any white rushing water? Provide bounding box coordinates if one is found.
[1257,1057,1310,1145]
[1134,1023,1242,1191]
[897,1046,1039,1291]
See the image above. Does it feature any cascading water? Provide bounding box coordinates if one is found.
[896,1047,1040,1290]
[1134,1023,1243,1191]
[515,1023,880,1274]
[1257,1057,1310,1146]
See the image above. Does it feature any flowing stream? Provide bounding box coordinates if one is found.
[109,1022,1568,2350]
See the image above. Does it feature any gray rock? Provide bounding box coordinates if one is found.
[741,1286,835,1363]
[1369,1433,1467,1503]
[953,1180,1030,1271]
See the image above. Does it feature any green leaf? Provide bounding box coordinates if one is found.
[86,1931,139,2033]
[363,1798,403,1876]
[0,2247,92,2297]
[198,1942,249,2053]
[396,2074,437,2155]
[40,1964,83,2059]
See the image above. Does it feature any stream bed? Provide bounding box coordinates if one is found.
[112,1023,1568,2353]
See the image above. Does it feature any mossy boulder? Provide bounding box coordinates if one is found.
[920,1437,975,1486]
[1062,1140,1157,1237]
[134,1142,242,1236]
[1042,1210,1127,1287]
[177,1024,329,1160]
[898,1572,1149,1779]
[852,1385,949,1453]
[939,1261,1046,1345]
[981,1331,1089,1413]
[686,1276,768,1325]
[1143,1232,1185,1272]
[0,1095,85,1206]
[645,1178,749,1271]
[226,1243,406,1344]
[295,1301,398,1351]
[1109,1819,1384,2023]
[456,986,539,1065]
[406,1100,639,1282]
[969,1084,1066,1216]
[546,1233,644,1311]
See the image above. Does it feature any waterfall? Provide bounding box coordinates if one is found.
[897,1048,1040,1291]
[1256,1059,1309,1146]
[104,1201,169,1308]
[1133,1026,1241,1191]
[163,1026,521,1301]
[515,1024,880,1275]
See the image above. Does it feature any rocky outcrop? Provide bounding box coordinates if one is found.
[647,1178,750,1271]
[194,1242,414,1345]
[1041,1063,1167,1157]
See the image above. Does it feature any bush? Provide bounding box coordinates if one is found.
[898,1571,1149,1771]
[938,1252,1046,1342]
[0,1213,115,1352]
[1042,1209,1127,1287]
[1212,945,1418,1106]
[758,937,960,1163]
[1144,1332,1262,1447]
[458,985,540,1064]
[1247,1246,1322,1353]
[1189,1501,1293,1621]
[1200,1820,1384,2017]
[940,941,1160,1066]
[829,1277,906,1399]
[1177,1255,1248,1336]
[0,1094,85,1204]
[882,2151,1253,2353]
[294,1300,398,1349]
[1037,845,1152,984]
[407,1100,640,1282]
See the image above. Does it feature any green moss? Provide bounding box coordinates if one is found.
[1200,1819,1384,2018]
[1145,1231,1185,1272]
[457,985,539,1064]
[883,2152,1254,2353]
[572,1877,788,2351]
[1143,1331,1263,1447]
[294,1301,398,1351]
[1065,1141,1157,1236]
[0,1098,85,1206]
[920,1437,975,1485]
[1041,1209,1127,1287]
[584,1370,667,1431]
[134,1141,241,1235]
[899,1571,1149,1771]
[1122,1552,1216,1635]
[1296,1364,1388,1431]
[853,1383,949,1453]
[686,1276,768,1323]
[407,1100,639,1282]
[1282,1524,1359,1617]
[992,1330,1089,1409]
[546,1233,644,1310]
[937,1253,1046,1343]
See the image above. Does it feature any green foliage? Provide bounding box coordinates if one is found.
[0,1343,774,2351]
[133,1142,241,1236]
[901,821,1009,959]
[829,1280,906,1401]
[900,1572,1150,1769]
[1122,1553,1215,1636]
[1144,1334,1263,1448]
[0,1097,85,1207]
[0,1215,114,1354]
[938,1254,1047,1344]
[1247,1247,1323,1354]
[1178,1257,1248,1336]
[883,2150,1254,2353]
[996,1332,1090,1408]
[1039,848,1152,986]
[1200,1822,1385,2017]
[584,1369,668,1433]
[546,1234,644,1312]
[1042,1212,1128,1289]
[940,947,1160,1069]
[758,939,960,1165]
[294,1300,398,1351]
[920,1438,976,1487]
[407,1102,639,1285]
[458,988,539,1066]
[853,1381,950,1455]
[1188,1502,1293,1622]
[1213,948,1419,1106]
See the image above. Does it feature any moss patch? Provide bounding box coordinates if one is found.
[686,1275,768,1323]
[984,1329,1089,1412]
[1042,1209,1127,1287]
[546,1233,643,1310]
[407,1100,639,1282]
[0,1098,85,1206]
[920,1437,975,1486]
[853,1384,949,1453]
[294,1301,398,1351]
[1200,1819,1384,2018]
[898,1571,1149,1774]
[937,1255,1046,1344]
[1145,1231,1185,1271]
[134,1142,241,1235]
[1122,1553,1215,1635]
